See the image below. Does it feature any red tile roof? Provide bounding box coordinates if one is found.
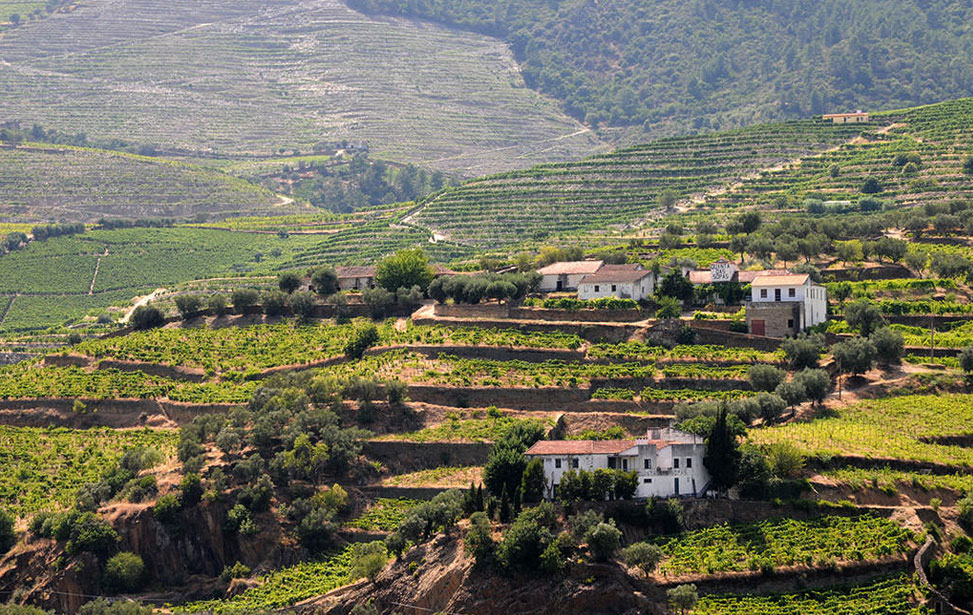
[580,268,653,284]
[536,260,604,276]
[525,440,637,456]
[336,266,375,278]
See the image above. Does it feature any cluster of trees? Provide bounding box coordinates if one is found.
[553,468,638,502]
[163,373,377,554]
[1,223,85,257]
[0,120,159,156]
[427,272,540,305]
[97,217,178,230]
[30,222,85,241]
[266,153,451,212]
[347,0,973,133]
[0,231,27,255]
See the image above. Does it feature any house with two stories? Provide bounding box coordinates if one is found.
[524,428,709,500]
[577,264,656,301]
[746,273,828,337]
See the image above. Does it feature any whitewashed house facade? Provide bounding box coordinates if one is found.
[746,273,828,337]
[524,428,710,500]
[577,264,655,301]
[536,260,604,292]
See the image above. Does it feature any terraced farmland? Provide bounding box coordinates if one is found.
[0,0,604,176]
[0,144,294,222]
[409,120,866,246]
[750,394,973,467]
[708,98,973,211]
[0,227,326,331]
[0,425,174,518]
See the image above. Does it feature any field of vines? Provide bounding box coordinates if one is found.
[410,119,864,246]
[693,574,928,615]
[824,467,973,495]
[374,414,550,443]
[587,342,782,364]
[0,426,174,518]
[750,394,973,466]
[708,97,973,213]
[0,226,325,332]
[0,0,601,176]
[655,515,912,577]
[0,145,287,223]
[382,467,482,489]
[71,322,583,374]
[347,498,420,531]
[828,320,973,348]
[175,547,354,614]
[0,363,256,403]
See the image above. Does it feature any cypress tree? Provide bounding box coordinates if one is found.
[703,406,741,495]
[499,485,511,523]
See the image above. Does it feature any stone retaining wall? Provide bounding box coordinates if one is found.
[362,441,492,473]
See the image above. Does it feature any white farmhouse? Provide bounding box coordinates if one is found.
[577,264,655,301]
[746,273,828,337]
[524,428,710,500]
[536,260,604,292]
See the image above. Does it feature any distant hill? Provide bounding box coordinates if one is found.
[406,98,973,247]
[0,0,604,177]
[349,0,973,140]
[0,144,300,222]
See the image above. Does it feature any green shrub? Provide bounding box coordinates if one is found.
[0,508,15,554]
[153,494,181,525]
[220,561,252,582]
[64,512,119,558]
[130,305,165,330]
[103,552,146,593]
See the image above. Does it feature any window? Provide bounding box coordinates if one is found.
[673,458,680,469]
[572,458,579,469]
[594,285,600,292]
[622,459,628,470]
[788,288,796,297]
[686,458,692,468]
[555,459,562,469]
[611,285,617,292]
[608,457,617,469]
[787,319,794,328]
[643,478,652,484]
[643,459,652,470]
[760,288,767,298]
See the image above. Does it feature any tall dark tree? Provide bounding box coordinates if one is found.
[703,407,740,495]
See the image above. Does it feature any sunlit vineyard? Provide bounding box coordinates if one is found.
[0,426,174,517]
[693,575,928,615]
[0,145,286,223]
[750,394,973,466]
[655,515,912,577]
[410,119,864,246]
[175,547,354,613]
[348,498,420,531]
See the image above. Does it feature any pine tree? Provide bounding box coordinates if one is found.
[499,485,511,523]
[703,406,741,495]
[475,484,484,511]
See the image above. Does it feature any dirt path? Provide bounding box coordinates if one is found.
[120,288,167,324]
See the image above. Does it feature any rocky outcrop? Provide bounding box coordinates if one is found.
[302,533,656,615]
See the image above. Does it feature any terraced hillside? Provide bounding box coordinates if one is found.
[409,119,868,246]
[0,144,298,222]
[707,98,973,210]
[0,0,604,176]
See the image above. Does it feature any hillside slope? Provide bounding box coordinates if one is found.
[0,0,604,176]
[408,98,973,247]
[408,119,868,247]
[0,144,300,222]
[350,0,973,140]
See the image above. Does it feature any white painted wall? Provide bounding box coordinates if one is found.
[577,275,654,301]
[752,280,827,328]
[531,441,709,500]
